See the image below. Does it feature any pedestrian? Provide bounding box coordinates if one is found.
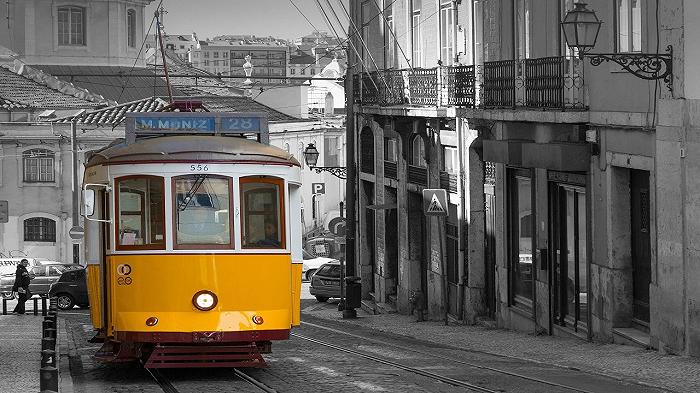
[11,259,31,315]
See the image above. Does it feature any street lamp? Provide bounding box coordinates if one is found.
[303,143,347,179]
[561,2,673,93]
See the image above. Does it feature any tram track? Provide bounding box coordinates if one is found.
[148,367,277,393]
[291,332,500,393]
[296,321,599,393]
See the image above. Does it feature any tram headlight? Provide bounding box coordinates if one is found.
[252,315,264,325]
[192,290,218,311]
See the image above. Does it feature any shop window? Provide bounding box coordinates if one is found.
[24,217,56,242]
[508,169,534,307]
[240,177,285,249]
[23,149,55,183]
[173,175,232,247]
[116,176,165,249]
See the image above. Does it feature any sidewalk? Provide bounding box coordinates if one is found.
[0,299,44,392]
[302,302,700,393]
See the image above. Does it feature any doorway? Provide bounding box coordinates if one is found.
[630,170,651,330]
[550,181,587,331]
[362,181,376,295]
[484,164,497,319]
[385,188,399,301]
[408,192,427,307]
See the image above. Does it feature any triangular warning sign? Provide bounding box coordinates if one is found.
[427,194,445,213]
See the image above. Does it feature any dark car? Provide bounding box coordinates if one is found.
[49,268,89,310]
[309,261,341,302]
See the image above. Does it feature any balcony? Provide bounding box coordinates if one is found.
[479,56,586,110]
[352,57,585,111]
[353,66,476,107]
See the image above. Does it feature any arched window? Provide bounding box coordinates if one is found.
[127,9,137,48]
[24,217,56,242]
[23,149,55,183]
[360,127,374,174]
[57,6,86,46]
[411,135,427,167]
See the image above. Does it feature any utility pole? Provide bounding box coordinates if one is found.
[343,21,358,319]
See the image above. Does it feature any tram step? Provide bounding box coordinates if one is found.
[144,343,267,369]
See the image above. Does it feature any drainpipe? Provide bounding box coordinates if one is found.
[456,117,466,321]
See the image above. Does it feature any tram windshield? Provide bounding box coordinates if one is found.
[174,175,232,246]
[116,177,165,249]
[240,177,284,249]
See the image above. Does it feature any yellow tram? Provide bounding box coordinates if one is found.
[81,111,302,368]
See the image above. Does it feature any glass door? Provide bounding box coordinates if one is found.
[551,183,587,331]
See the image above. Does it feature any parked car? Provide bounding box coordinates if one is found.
[0,263,81,300]
[49,268,89,310]
[309,261,341,302]
[302,250,338,281]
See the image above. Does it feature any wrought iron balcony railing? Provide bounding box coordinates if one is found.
[352,57,584,110]
[478,56,586,110]
[353,66,476,108]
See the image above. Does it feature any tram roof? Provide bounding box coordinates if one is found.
[85,135,301,168]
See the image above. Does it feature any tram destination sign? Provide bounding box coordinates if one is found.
[125,112,269,144]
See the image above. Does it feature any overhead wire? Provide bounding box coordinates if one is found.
[115,0,163,105]
[314,0,378,91]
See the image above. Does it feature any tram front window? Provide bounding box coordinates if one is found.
[241,177,285,249]
[174,175,232,246]
[116,177,165,249]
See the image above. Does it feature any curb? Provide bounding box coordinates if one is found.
[58,318,76,393]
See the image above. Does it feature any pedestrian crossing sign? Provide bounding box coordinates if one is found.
[422,189,448,216]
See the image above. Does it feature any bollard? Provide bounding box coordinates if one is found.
[41,349,56,367]
[43,327,57,339]
[39,366,59,392]
[2,298,6,315]
[41,337,56,351]
[33,297,39,315]
[42,297,47,316]
[42,319,54,332]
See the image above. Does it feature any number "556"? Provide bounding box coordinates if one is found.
[190,164,208,171]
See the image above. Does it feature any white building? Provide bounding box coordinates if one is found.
[1,0,154,67]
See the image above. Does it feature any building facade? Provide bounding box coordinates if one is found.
[348,0,700,357]
[191,41,289,83]
[1,0,153,67]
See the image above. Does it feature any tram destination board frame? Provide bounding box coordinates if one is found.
[125,112,269,144]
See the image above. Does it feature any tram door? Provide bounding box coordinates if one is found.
[99,190,111,335]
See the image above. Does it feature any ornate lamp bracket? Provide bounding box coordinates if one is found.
[587,45,673,93]
[311,166,347,179]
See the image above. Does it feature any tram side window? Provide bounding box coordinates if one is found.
[116,177,165,248]
[240,177,285,249]
[174,175,232,247]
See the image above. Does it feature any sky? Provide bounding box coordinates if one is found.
[146,0,349,42]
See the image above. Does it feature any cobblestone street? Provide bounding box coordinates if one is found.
[53,294,698,393]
